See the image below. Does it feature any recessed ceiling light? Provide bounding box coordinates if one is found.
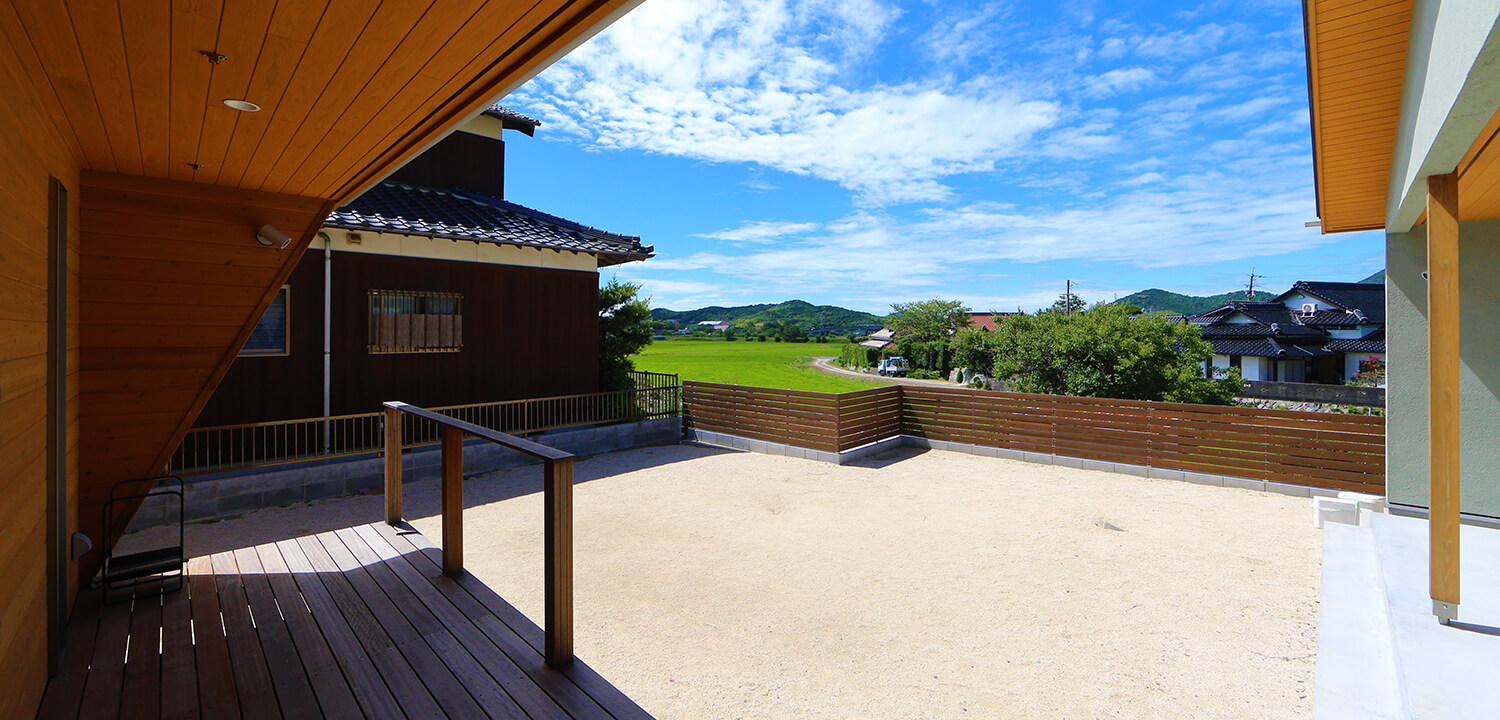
[223,99,261,112]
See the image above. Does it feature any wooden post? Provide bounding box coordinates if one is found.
[1427,172,1461,622]
[441,425,464,577]
[544,456,575,667]
[384,406,402,525]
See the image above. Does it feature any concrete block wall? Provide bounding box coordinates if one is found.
[126,417,682,530]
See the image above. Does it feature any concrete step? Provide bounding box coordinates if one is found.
[1313,520,1403,720]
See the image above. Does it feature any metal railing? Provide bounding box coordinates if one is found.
[628,369,680,389]
[168,379,680,476]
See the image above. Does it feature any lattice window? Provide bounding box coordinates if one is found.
[368,290,463,353]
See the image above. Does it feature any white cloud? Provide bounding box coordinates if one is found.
[696,220,820,242]
[1084,67,1155,97]
[519,0,1060,204]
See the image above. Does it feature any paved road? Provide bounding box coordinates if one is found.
[809,357,962,388]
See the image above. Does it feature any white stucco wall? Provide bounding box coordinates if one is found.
[1387,220,1500,517]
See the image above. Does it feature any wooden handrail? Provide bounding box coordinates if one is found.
[382,400,575,667]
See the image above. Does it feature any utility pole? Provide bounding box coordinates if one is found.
[1246,272,1264,300]
[1066,279,1074,314]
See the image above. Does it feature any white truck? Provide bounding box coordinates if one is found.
[877,357,911,377]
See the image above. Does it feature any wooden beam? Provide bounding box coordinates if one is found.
[544,456,574,668]
[1427,172,1461,621]
[383,405,401,525]
[441,425,463,577]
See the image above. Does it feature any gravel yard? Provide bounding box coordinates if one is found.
[146,443,1321,719]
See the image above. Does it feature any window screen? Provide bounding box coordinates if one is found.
[241,286,289,356]
[368,290,463,353]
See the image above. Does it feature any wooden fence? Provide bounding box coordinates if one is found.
[684,382,1385,493]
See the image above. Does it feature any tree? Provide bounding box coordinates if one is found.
[888,299,971,342]
[989,302,1241,404]
[598,277,653,391]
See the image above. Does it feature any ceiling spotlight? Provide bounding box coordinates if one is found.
[256,224,293,249]
[223,99,261,112]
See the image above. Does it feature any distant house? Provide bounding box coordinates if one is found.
[859,327,897,350]
[967,312,1020,331]
[1188,281,1384,384]
[198,106,652,426]
[696,320,732,331]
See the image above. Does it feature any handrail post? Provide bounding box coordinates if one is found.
[441,425,464,576]
[384,405,402,524]
[544,456,574,667]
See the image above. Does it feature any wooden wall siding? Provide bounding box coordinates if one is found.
[682,383,1387,493]
[0,15,81,720]
[200,251,601,425]
[0,0,630,204]
[1452,105,1500,221]
[77,172,331,586]
[1305,0,1414,233]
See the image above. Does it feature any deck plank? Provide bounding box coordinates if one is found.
[38,523,649,720]
[360,522,591,720]
[308,530,495,719]
[252,543,367,720]
[334,526,540,720]
[159,561,200,720]
[35,584,105,720]
[272,538,416,720]
[231,546,325,719]
[119,580,164,720]
[185,555,240,719]
[76,586,133,720]
[210,551,281,720]
[288,535,448,720]
[374,522,652,720]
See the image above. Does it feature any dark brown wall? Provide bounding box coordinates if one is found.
[196,252,325,425]
[386,132,507,198]
[198,251,600,426]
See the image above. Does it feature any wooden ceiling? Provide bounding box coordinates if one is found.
[0,0,631,206]
[1304,0,1413,234]
[0,0,639,585]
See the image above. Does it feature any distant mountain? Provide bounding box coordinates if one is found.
[651,300,885,329]
[1114,289,1249,316]
[1360,269,1385,283]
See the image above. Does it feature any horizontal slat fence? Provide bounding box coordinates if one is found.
[682,382,842,452]
[684,382,1385,493]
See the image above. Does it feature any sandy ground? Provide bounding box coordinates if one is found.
[134,444,1321,720]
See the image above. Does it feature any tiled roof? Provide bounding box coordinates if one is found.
[327,182,652,266]
[480,104,540,135]
[1208,337,1334,357]
[1299,309,1365,327]
[1278,281,1385,323]
[1209,339,1281,357]
[1326,327,1386,353]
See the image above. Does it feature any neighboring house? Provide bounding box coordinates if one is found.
[968,312,1021,331]
[197,106,652,426]
[1187,281,1384,384]
[860,327,898,350]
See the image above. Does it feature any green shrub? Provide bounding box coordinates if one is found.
[838,343,880,368]
[910,369,942,379]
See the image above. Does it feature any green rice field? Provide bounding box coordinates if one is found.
[631,338,891,392]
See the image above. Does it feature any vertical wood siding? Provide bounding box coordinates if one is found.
[197,252,601,425]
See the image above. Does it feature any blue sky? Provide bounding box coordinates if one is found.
[500,0,1384,315]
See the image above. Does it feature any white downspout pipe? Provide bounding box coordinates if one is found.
[321,232,333,451]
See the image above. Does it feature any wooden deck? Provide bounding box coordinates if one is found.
[36,522,653,720]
